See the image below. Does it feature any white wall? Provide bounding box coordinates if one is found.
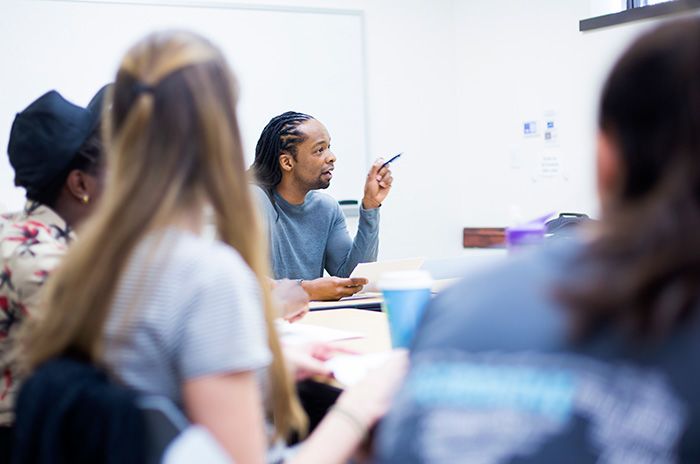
[0,0,461,261]
[1,0,697,262]
[236,0,463,261]
[453,0,698,228]
[0,0,370,205]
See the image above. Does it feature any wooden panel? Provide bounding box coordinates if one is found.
[463,227,506,248]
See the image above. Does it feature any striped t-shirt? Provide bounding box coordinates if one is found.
[103,229,271,407]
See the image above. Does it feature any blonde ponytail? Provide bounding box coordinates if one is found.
[22,30,306,439]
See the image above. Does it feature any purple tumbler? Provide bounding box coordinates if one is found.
[505,213,551,253]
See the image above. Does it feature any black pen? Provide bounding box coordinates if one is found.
[380,152,402,170]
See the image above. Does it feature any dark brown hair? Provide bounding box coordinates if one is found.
[251,111,314,195]
[560,17,700,339]
[29,127,104,207]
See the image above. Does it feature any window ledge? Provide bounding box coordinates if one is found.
[580,0,700,32]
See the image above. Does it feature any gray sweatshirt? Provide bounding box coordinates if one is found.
[252,185,379,280]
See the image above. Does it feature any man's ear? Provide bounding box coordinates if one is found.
[65,169,90,203]
[279,152,295,173]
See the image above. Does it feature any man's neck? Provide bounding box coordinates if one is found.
[276,177,309,205]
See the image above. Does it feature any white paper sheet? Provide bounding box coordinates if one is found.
[276,320,365,345]
[339,291,382,301]
[349,258,425,292]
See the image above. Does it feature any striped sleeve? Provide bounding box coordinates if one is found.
[178,246,272,380]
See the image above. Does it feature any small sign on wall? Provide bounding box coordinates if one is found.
[516,111,565,182]
[523,121,538,137]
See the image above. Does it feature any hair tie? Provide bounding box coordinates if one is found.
[133,82,155,96]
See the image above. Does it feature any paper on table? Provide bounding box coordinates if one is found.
[308,296,383,311]
[340,291,382,301]
[350,258,425,292]
[326,352,395,386]
[275,320,364,345]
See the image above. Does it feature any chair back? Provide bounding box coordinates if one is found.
[137,396,189,464]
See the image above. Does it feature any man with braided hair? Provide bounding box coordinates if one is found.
[251,111,393,301]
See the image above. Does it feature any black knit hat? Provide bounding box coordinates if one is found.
[7,86,108,196]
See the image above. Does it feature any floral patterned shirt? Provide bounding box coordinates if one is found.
[0,201,74,425]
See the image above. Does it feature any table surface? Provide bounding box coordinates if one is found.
[301,308,392,354]
[307,279,458,311]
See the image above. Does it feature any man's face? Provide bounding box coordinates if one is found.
[289,119,336,191]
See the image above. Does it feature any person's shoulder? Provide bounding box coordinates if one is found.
[250,184,277,221]
[433,239,583,309]
[0,214,68,296]
[166,231,250,276]
[0,212,69,258]
[307,191,341,212]
[0,211,20,230]
[414,243,580,353]
[145,232,261,308]
[250,183,267,198]
[426,251,543,324]
[250,184,273,205]
[0,214,21,243]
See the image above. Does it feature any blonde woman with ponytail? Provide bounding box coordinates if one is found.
[22,30,406,463]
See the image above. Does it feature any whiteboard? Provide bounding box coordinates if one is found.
[0,0,369,212]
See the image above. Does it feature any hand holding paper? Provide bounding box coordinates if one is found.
[301,276,368,301]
